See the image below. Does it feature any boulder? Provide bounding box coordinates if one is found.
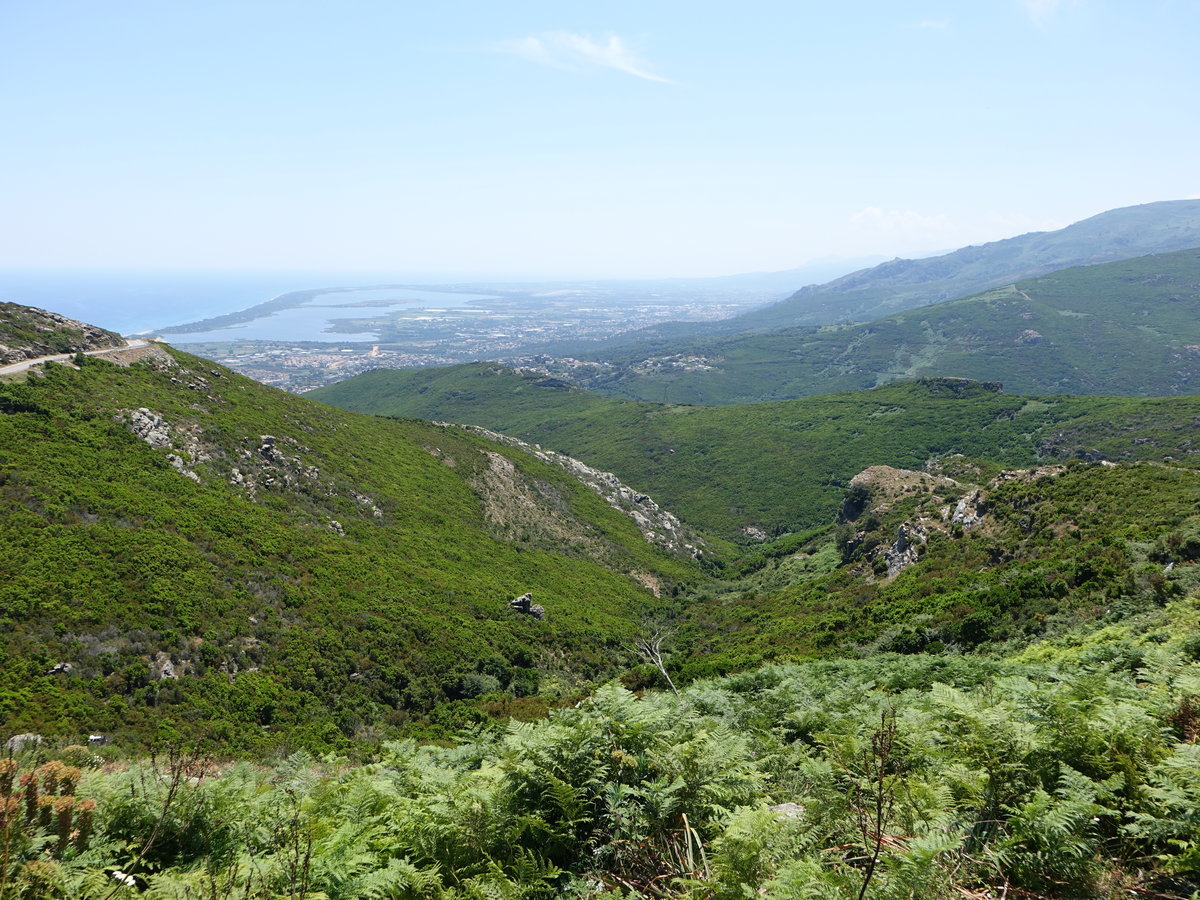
[152,651,178,680]
[769,802,805,821]
[5,733,42,752]
[509,592,546,619]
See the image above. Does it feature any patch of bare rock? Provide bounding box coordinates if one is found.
[443,423,705,559]
[844,462,1071,578]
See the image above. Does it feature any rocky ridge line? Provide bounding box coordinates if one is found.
[442,423,704,557]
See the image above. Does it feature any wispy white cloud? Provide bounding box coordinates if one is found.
[1018,0,1080,27]
[494,31,673,83]
[851,206,956,239]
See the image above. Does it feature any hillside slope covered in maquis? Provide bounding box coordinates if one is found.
[0,345,704,752]
[312,365,1200,540]
[674,458,1200,676]
[4,316,1200,897]
[555,246,1200,405]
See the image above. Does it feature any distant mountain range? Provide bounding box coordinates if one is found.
[561,199,1200,367]
[732,198,1200,330]
[558,246,1200,404]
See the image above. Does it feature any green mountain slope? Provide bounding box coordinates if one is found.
[732,198,1200,330]
[0,342,701,752]
[570,247,1200,404]
[676,459,1200,676]
[312,366,1200,540]
[10,449,1200,894]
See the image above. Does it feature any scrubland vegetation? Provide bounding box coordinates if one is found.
[4,604,1199,897]
[5,303,1200,897]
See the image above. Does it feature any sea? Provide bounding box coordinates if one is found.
[0,269,488,340]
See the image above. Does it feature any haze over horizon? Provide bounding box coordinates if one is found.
[3,1,1199,280]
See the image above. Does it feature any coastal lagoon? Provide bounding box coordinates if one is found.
[169,286,500,343]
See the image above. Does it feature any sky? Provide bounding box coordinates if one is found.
[2,0,1198,280]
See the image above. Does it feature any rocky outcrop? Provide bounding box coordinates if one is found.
[883,522,927,577]
[510,592,546,619]
[151,651,179,680]
[846,462,1088,579]
[0,302,125,365]
[232,434,321,493]
[845,465,977,578]
[228,434,382,520]
[849,465,962,500]
[949,489,986,527]
[122,408,209,482]
[988,465,1067,486]
[123,402,386,530]
[128,408,172,448]
[444,424,704,558]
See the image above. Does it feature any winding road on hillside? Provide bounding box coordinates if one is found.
[0,339,150,375]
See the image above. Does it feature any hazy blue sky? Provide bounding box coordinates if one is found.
[2,0,1197,278]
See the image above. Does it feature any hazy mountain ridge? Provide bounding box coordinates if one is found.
[560,246,1200,404]
[737,198,1200,329]
[539,200,1200,380]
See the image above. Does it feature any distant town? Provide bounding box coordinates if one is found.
[170,282,774,391]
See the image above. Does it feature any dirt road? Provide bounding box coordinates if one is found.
[0,339,150,376]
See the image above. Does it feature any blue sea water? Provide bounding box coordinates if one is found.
[0,269,315,335]
[0,270,501,342]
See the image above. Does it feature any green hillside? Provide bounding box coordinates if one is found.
[676,459,1200,676]
[312,366,1200,540]
[731,198,1200,330]
[0,346,701,752]
[561,247,1200,404]
[526,199,1200,361]
[6,314,1200,897]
